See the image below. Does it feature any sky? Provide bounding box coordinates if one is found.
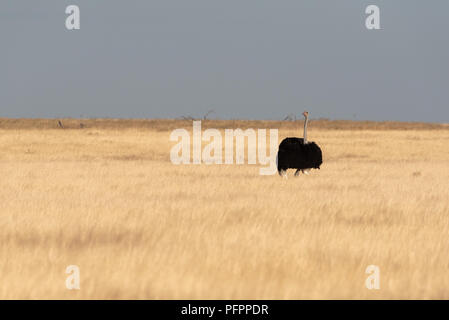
[1,1,448,122]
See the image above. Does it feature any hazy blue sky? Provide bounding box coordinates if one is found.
[1,1,448,122]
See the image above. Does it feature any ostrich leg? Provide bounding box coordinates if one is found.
[279,169,288,179]
[294,169,301,177]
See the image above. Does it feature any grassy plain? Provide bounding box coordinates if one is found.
[0,118,448,299]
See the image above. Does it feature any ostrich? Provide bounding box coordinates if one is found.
[277,111,322,177]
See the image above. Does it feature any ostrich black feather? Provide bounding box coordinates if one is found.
[277,138,322,175]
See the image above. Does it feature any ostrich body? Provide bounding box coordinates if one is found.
[277,111,323,177]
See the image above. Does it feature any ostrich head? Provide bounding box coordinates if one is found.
[302,111,309,118]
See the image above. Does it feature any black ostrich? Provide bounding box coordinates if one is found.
[277,111,322,177]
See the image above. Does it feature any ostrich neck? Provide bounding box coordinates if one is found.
[303,117,308,144]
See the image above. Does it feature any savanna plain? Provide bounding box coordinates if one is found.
[0,118,448,299]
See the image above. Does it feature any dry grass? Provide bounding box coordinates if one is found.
[1,117,447,131]
[0,119,448,299]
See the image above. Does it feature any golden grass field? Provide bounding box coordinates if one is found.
[0,118,448,299]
